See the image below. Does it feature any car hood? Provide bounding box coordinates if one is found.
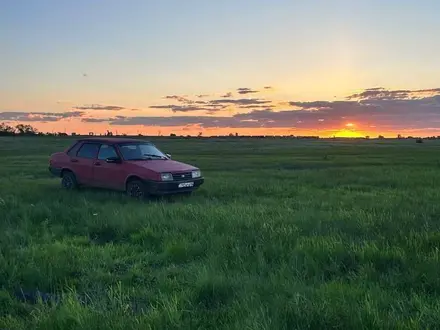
[128,159,198,173]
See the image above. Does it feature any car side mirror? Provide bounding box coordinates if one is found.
[106,156,122,164]
[166,153,171,159]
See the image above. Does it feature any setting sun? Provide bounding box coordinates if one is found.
[334,128,364,138]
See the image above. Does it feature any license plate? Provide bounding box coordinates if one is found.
[178,182,194,188]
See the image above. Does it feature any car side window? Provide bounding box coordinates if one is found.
[67,142,82,156]
[76,143,100,159]
[98,144,118,160]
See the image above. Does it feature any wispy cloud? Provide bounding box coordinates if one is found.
[221,92,233,98]
[347,87,440,101]
[149,104,226,113]
[81,115,126,123]
[73,104,125,111]
[210,98,272,106]
[163,95,193,104]
[239,105,276,109]
[0,111,84,122]
[237,88,259,95]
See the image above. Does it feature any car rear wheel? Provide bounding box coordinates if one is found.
[126,180,146,199]
[61,171,78,190]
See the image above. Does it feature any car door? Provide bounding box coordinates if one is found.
[70,142,100,185]
[93,144,126,190]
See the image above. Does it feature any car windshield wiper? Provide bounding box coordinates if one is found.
[142,154,166,159]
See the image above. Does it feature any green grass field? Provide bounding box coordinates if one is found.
[1,136,440,329]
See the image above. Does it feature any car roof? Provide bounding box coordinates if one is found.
[76,137,152,144]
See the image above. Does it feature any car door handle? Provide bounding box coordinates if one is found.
[94,161,101,166]
[70,159,78,163]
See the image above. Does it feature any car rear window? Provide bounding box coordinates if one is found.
[67,141,82,156]
[76,143,100,159]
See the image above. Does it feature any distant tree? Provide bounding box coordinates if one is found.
[198,132,202,137]
[378,135,385,139]
[365,135,370,140]
[0,122,16,136]
[170,133,176,137]
[15,124,37,135]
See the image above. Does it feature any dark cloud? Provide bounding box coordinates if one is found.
[264,86,273,89]
[0,111,84,122]
[237,88,259,95]
[221,92,233,98]
[196,94,210,98]
[73,104,125,111]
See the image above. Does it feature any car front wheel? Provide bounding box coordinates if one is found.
[126,180,146,199]
[61,171,78,190]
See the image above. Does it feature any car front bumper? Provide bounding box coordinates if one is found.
[49,166,62,177]
[147,177,204,195]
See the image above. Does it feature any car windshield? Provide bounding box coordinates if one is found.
[118,143,167,160]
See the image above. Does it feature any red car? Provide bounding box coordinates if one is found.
[48,138,204,198]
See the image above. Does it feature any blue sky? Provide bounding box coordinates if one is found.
[1,0,440,136]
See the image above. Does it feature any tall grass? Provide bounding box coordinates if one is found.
[1,136,440,329]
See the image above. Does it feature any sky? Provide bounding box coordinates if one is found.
[1,0,440,137]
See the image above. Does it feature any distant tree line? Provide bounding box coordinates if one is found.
[0,123,39,136]
[1,122,439,141]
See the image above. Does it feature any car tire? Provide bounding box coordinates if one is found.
[126,180,146,199]
[61,171,78,190]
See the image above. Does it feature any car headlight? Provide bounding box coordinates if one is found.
[161,173,173,181]
[192,170,201,178]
